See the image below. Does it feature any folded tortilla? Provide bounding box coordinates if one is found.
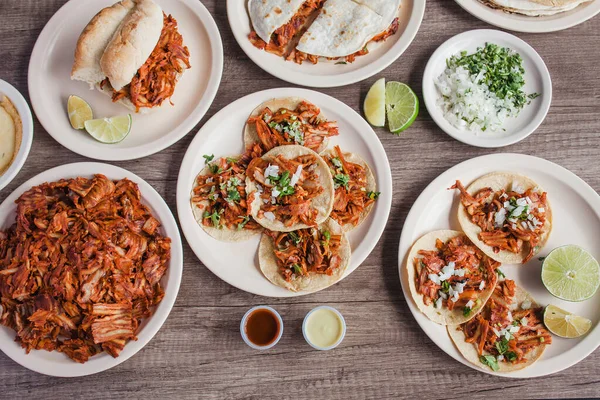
[481,0,590,15]
[248,0,307,43]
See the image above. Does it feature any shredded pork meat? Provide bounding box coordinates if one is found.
[0,175,171,363]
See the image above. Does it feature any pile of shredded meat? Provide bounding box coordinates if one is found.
[0,175,171,363]
[101,13,191,112]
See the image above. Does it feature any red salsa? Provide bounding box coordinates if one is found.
[244,308,280,346]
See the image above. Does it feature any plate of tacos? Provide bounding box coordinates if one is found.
[399,153,600,377]
[177,88,392,297]
[455,0,600,33]
[226,0,425,87]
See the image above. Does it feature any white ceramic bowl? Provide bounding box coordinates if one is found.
[422,30,552,148]
[0,80,33,191]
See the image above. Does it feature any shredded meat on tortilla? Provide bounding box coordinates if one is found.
[100,13,190,112]
[452,180,549,263]
[191,145,263,232]
[248,100,338,153]
[247,153,325,227]
[456,279,552,368]
[414,235,499,313]
[266,227,343,282]
[0,175,170,363]
[324,145,378,227]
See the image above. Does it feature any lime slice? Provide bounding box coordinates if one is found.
[385,81,419,134]
[544,305,592,338]
[541,245,600,302]
[67,95,93,130]
[364,78,386,127]
[84,115,132,144]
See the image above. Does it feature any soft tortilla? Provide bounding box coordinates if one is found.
[406,230,498,326]
[246,145,334,232]
[481,0,590,15]
[190,155,261,242]
[244,97,330,153]
[447,284,547,372]
[259,218,351,292]
[247,0,307,44]
[320,148,377,232]
[456,172,553,264]
[0,96,22,176]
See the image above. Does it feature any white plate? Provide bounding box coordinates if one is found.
[398,153,600,377]
[28,0,223,161]
[226,0,425,88]
[422,30,552,148]
[177,88,392,297]
[456,0,600,33]
[0,80,33,191]
[0,163,183,377]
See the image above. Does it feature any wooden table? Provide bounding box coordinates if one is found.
[1,0,600,398]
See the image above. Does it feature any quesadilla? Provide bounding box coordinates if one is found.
[480,0,592,16]
[448,279,552,372]
[452,172,553,264]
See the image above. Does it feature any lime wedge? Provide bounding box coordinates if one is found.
[541,245,600,302]
[544,305,592,338]
[385,81,419,134]
[364,78,386,127]
[84,115,132,144]
[67,95,93,130]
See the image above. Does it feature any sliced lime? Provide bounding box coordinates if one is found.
[385,81,419,134]
[541,245,600,302]
[84,115,132,144]
[68,95,93,130]
[364,77,386,127]
[544,305,592,338]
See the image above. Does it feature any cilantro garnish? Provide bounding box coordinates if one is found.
[480,355,499,371]
[331,157,343,169]
[291,264,302,275]
[288,231,302,245]
[203,154,214,164]
[203,210,221,227]
[463,307,472,317]
[441,280,450,293]
[237,216,250,231]
[226,157,238,164]
[227,189,241,203]
[496,268,506,278]
[367,191,380,200]
[495,337,509,355]
[334,174,350,190]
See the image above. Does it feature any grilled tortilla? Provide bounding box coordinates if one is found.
[480,0,591,16]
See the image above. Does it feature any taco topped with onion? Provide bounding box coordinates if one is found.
[246,145,334,232]
[191,144,263,241]
[448,279,552,372]
[407,230,500,325]
[321,145,379,231]
[259,218,350,292]
[452,172,552,264]
[244,98,339,154]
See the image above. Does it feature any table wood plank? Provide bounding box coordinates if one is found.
[0,0,599,398]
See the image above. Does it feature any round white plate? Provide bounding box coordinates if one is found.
[398,153,600,377]
[423,29,552,148]
[28,0,223,161]
[0,80,33,191]
[456,0,600,33]
[226,0,425,88]
[177,88,392,297]
[0,163,183,377]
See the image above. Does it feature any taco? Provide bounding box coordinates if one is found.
[259,218,350,292]
[244,97,339,154]
[452,172,553,264]
[479,0,591,16]
[407,230,500,325]
[246,145,334,232]
[448,279,552,372]
[190,144,264,241]
[321,145,379,231]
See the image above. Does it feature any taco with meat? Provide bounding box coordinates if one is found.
[190,144,263,241]
[244,98,339,154]
[259,218,351,292]
[245,144,334,232]
[407,230,500,325]
[452,172,553,264]
[321,145,378,231]
[448,279,552,372]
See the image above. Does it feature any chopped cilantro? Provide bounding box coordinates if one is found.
[480,355,499,371]
[463,307,472,317]
[291,264,302,275]
[334,174,350,190]
[331,157,343,169]
[209,164,222,174]
[367,191,380,200]
[226,157,238,164]
[288,231,302,245]
[237,216,250,231]
[441,280,450,293]
[496,268,506,278]
[203,154,214,164]
[203,210,221,228]
[495,337,509,355]
[227,189,241,203]
[505,351,517,362]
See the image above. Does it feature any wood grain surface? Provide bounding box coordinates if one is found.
[1,0,600,398]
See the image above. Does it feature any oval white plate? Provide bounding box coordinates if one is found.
[226,0,425,88]
[28,0,223,161]
[456,0,600,33]
[0,163,183,377]
[0,80,33,191]
[398,153,600,377]
[177,88,392,297]
[423,29,552,148]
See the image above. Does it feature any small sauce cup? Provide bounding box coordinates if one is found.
[302,306,346,351]
[240,306,283,350]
